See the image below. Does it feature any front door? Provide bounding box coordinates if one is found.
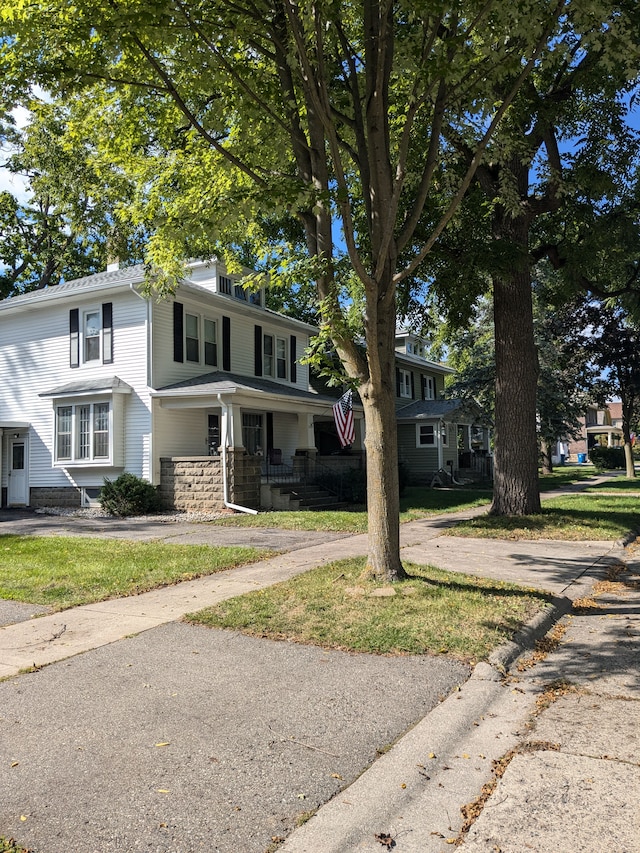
[8,438,28,506]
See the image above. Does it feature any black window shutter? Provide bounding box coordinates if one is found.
[70,309,80,368]
[290,335,297,383]
[222,316,231,371]
[395,367,400,397]
[173,302,184,363]
[254,325,263,376]
[410,372,415,399]
[102,302,113,364]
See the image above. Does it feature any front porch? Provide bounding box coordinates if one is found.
[157,449,364,513]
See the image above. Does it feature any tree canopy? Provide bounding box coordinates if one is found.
[2,0,636,578]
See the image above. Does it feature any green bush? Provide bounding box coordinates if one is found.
[589,446,626,471]
[99,473,161,517]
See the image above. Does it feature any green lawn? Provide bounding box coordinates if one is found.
[204,485,493,533]
[583,477,640,492]
[538,466,602,490]
[187,557,550,662]
[0,536,270,610]
[446,493,639,541]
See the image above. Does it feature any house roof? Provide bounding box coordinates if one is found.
[0,264,319,334]
[39,377,133,397]
[394,351,454,374]
[396,398,486,423]
[0,266,146,313]
[153,371,342,408]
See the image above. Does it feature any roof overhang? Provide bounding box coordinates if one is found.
[39,377,133,399]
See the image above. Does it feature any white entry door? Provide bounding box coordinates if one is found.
[8,438,28,506]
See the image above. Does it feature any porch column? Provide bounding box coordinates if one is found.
[222,402,245,449]
[295,412,317,456]
[607,431,613,447]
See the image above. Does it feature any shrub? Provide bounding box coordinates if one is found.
[589,446,625,471]
[99,473,161,517]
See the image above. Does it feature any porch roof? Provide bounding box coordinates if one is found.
[152,371,342,408]
[396,398,486,423]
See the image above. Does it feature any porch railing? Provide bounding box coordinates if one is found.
[262,453,364,503]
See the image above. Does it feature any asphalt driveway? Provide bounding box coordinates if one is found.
[1,622,469,853]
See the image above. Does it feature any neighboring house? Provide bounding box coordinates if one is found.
[567,404,624,460]
[393,331,491,482]
[0,260,360,512]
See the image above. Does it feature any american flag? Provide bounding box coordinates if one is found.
[333,390,355,447]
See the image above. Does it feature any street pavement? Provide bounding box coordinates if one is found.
[0,478,639,852]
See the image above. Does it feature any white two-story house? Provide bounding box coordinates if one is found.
[0,260,360,512]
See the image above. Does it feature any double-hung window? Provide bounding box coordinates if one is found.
[185,313,200,362]
[263,334,287,379]
[263,334,274,376]
[423,376,435,400]
[84,311,101,361]
[276,337,287,379]
[204,319,217,367]
[70,304,113,367]
[183,312,217,366]
[417,424,435,446]
[399,369,412,398]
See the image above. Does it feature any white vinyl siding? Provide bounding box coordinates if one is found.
[0,287,150,492]
[153,287,310,390]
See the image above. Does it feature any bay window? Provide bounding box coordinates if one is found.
[55,401,112,463]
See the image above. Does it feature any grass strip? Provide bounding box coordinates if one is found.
[205,486,493,533]
[445,493,639,541]
[583,478,640,492]
[0,536,270,610]
[186,557,549,662]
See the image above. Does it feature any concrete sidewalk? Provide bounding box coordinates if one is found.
[1,479,639,852]
[280,538,640,853]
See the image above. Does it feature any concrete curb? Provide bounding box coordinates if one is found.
[489,594,572,673]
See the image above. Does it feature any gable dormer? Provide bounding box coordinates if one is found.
[395,329,428,359]
[186,259,264,307]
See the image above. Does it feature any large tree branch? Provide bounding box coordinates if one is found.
[396,0,566,284]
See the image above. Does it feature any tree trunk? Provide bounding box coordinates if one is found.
[490,213,541,516]
[540,439,553,475]
[621,398,636,479]
[624,442,635,478]
[360,387,406,581]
